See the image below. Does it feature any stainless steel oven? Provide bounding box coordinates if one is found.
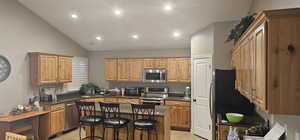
[143,69,166,83]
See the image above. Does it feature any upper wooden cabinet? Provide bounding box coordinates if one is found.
[117,59,130,81]
[128,59,144,82]
[105,58,118,81]
[167,58,191,83]
[143,58,167,69]
[30,53,73,85]
[105,57,191,83]
[58,56,73,83]
[232,8,300,115]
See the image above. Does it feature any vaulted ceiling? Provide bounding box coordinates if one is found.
[19,0,252,51]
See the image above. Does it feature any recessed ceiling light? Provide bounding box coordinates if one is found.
[114,9,122,16]
[70,13,79,19]
[164,4,173,11]
[173,31,181,37]
[132,34,139,39]
[96,36,102,41]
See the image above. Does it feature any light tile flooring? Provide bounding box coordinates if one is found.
[52,129,205,140]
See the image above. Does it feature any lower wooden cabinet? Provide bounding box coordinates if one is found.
[50,109,65,136]
[41,104,65,137]
[165,100,191,130]
[217,124,249,140]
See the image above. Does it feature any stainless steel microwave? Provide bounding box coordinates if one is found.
[143,69,166,83]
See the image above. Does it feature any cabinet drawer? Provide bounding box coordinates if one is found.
[165,100,191,107]
[51,104,65,111]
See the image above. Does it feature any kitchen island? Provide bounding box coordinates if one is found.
[80,100,171,140]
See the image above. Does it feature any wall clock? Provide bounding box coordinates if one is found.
[0,55,11,83]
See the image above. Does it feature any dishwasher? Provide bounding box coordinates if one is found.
[65,102,79,131]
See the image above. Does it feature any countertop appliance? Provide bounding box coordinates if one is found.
[65,102,79,131]
[143,69,166,83]
[124,87,144,96]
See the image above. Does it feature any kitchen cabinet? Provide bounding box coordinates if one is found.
[167,58,179,82]
[29,52,73,85]
[105,57,190,83]
[165,100,191,130]
[167,58,191,83]
[117,59,130,81]
[58,56,73,83]
[217,124,248,140]
[105,58,118,81]
[50,109,65,135]
[128,59,144,82]
[143,58,167,69]
[231,8,300,115]
[40,104,65,137]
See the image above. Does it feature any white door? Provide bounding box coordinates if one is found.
[192,57,213,140]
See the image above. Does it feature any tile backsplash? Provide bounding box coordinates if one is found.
[109,82,191,93]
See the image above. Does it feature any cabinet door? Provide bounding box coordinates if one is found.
[50,109,65,135]
[234,48,242,91]
[143,59,156,69]
[178,58,191,83]
[167,58,179,82]
[177,106,191,129]
[129,59,144,82]
[39,55,58,84]
[117,59,130,81]
[154,58,167,69]
[240,39,251,100]
[105,59,118,81]
[58,56,72,83]
[253,24,267,110]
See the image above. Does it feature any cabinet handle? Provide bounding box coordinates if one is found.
[288,44,295,53]
[193,99,197,102]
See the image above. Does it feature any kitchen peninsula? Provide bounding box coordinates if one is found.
[80,99,171,140]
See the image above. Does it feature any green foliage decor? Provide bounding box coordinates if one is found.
[226,13,256,44]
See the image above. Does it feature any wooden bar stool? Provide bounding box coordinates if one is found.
[5,132,27,140]
[131,104,158,140]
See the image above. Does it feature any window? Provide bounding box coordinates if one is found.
[64,57,88,91]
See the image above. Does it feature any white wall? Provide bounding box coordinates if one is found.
[0,0,87,113]
[88,48,191,91]
[191,24,214,57]
[251,0,300,13]
[250,1,300,139]
[191,21,236,69]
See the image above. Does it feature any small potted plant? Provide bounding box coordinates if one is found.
[79,83,100,95]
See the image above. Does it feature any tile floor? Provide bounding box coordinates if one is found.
[52,129,205,140]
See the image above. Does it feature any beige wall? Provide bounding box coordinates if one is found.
[250,0,300,13]
[88,48,191,91]
[250,1,300,139]
[0,0,87,113]
[191,21,236,69]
